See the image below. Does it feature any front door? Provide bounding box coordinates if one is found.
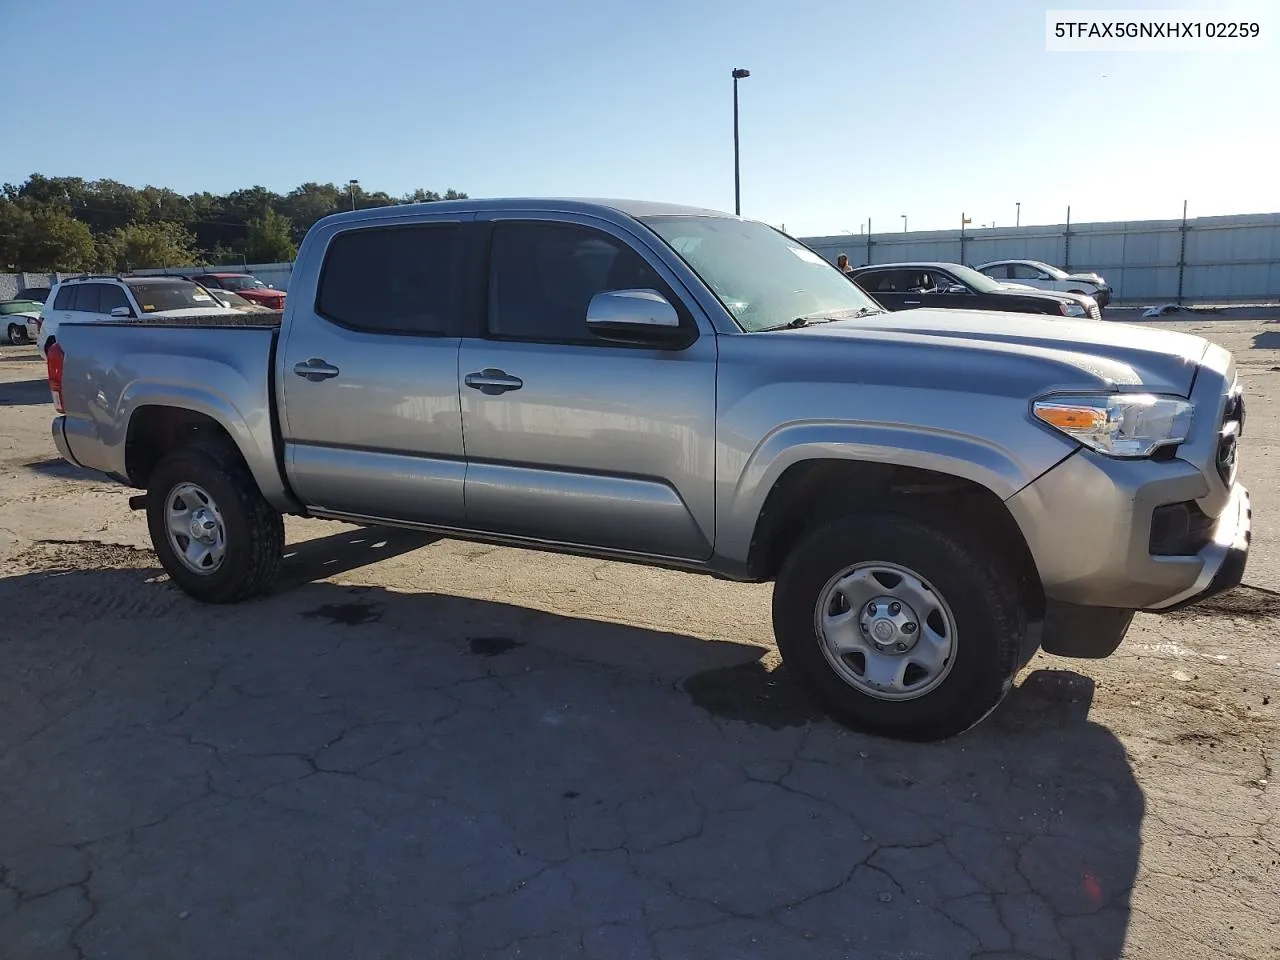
[458,215,718,560]
[278,214,470,527]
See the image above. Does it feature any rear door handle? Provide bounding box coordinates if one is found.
[464,368,523,395]
[903,300,921,306]
[293,358,340,382]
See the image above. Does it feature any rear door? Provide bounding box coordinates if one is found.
[457,213,717,560]
[853,269,911,310]
[277,212,471,526]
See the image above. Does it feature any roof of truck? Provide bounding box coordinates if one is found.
[321,197,732,226]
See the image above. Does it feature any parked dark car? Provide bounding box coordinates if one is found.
[849,262,1099,319]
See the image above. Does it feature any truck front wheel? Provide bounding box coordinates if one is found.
[146,438,284,603]
[772,512,1025,741]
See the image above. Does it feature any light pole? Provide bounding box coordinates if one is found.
[1016,202,1021,227]
[348,179,359,212]
[901,214,908,232]
[731,68,750,216]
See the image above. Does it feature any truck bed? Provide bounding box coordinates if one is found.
[53,317,291,508]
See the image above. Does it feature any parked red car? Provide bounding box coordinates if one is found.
[192,273,286,310]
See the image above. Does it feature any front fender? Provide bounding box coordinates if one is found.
[715,420,1057,567]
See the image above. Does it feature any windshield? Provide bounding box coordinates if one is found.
[0,300,42,315]
[641,216,882,331]
[221,276,268,290]
[943,264,1007,294]
[126,281,224,313]
[1028,260,1070,280]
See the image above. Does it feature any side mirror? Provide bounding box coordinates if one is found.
[109,306,133,318]
[943,284,968,295]
[586,289,692,348]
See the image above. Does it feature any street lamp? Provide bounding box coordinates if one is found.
[1016,202,1021,227]
[901,214,908,232]
[348,179,359,212]
[731,68,750,216]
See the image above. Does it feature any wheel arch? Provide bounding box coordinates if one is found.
[745,456,1045,623]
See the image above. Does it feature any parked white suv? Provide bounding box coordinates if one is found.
[976,259,1111,307]
[38,275,241,358]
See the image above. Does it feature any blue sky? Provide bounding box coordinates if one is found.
[5,0,1277,236]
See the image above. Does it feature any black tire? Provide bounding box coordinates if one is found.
[146,437,284,603]
[772,512,1025,741]
[7,324,28,346]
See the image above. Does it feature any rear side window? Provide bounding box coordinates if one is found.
[317,223,460,336]
[53,286,76,310]
[982,264,1011,280]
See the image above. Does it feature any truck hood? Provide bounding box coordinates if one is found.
[802,307,1209,396]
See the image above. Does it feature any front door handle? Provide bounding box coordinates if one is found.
[903,300,921,306]
[465,368,523,395]
[293,358,340,382]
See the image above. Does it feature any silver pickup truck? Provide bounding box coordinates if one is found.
[46,198,1251,740]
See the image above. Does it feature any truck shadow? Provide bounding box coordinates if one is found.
[0,377,50,406]
[0,527,1141,959]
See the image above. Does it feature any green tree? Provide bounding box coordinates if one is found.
[99,221,200,271]
[1,206,98,271]
[244,209,297,263]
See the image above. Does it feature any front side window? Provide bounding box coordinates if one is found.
[1010,263,1046,280]
[99,284,131,314]
[642,216,882,331]
[71,284,104,313]
[317,223,460,336]
[487,221,672,343]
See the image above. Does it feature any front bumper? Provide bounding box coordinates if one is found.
[1006,448,1249,611]
[1144,482,1250,611]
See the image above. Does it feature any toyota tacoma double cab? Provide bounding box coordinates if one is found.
[46,199,1251,740]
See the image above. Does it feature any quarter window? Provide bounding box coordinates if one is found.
[317,223,461,336]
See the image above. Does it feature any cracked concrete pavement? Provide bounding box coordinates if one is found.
[1,319,1277,959]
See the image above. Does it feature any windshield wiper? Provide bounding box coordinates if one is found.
[758,314,840,332]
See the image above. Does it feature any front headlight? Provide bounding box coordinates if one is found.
[1062,303,1087,317]
[1033,393,1194,457]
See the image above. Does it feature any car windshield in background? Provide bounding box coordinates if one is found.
[1029,261,1071,280]
[222,276,268,290]
[0,300,43,315]
[125,281,223,313]
[641,216,882,332]
[945,264,1007,294]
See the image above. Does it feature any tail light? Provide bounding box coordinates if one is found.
[46,341,65,413]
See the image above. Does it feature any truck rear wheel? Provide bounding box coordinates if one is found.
[772,512,1024,741]
[146,438,284,603]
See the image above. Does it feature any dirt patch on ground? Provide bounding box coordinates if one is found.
[1165,584,1280,621]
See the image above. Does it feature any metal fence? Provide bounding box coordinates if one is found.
[801,211,1280,304]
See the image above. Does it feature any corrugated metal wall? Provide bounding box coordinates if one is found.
[802,211,1280,303]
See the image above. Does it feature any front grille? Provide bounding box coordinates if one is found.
[1216,388,1245,485]
[1087,304,1101,320]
